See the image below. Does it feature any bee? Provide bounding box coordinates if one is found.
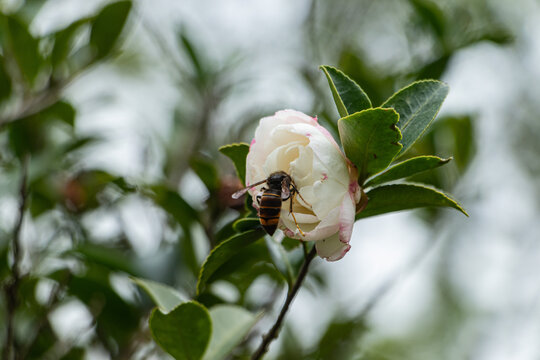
[232,171,309,236]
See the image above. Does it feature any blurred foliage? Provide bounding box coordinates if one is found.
[0,0,514,359]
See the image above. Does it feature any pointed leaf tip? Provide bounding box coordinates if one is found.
[382,80,449,157]
[320,65,371,117]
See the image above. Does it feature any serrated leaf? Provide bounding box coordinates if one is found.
[219,143,249,185]
[382,80,449,156]
[90,1,132,59]
[150,302,211,360]
[365,155,451,187]
[356,183,468,219]
[338,108,402,184]
[202,305,258,360]
[131,277,187,313]
[5,15,41,85]
[320,65,371,117]
[197,229,265,295]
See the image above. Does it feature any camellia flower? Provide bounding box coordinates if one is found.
[246,110,361,261]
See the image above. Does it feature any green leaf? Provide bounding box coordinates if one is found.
[90,1,132,59]
[5,15,41,85]
[320,65,371,117]
[382,80,449,156]
[202,305,258,360]
[338,108,402,184]
[131,277,187,313]
[365,155,452,187]
[356,183,468,219]
[150,301,212,360]
[197,229,265,295]
[43,101,76,127]
[0,55,12,103]
[51,18,91,68]
[232,217,260,232]
[190,157,219,192]
[219,143,249,185]
[149,185,199,227]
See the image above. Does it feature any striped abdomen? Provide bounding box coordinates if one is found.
[259,189,282,235]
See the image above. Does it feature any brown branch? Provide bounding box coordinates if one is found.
[251,246,317,360]
[2,155,29,360]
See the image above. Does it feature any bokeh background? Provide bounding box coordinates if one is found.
[1,0,540,359]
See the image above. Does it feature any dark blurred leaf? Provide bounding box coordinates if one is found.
[219,143,249,185]
[416,54,450,80]
[8,115,47,157]
[5,15,41,85]
[43,100,76,127]
[74,243,138,275]
[357,183,468,219]
[26,322,57,359]
[15,0,48,23]
[68,273,141,348]
[190,157,219,193]
[214,218,239,244]
[203,305,258,360]
[338,108,402,184]
[382,80,449,156]
[365,155,452,187]
[308,319,365,360]
[60,347,85,360]
[320,65,372,117]
[51,18,91,69]
[197,229,265,295]
[410,0,446,41]
[150,185,199,227]
[132,277,187,313]
[150,301,211,360]
[0,55,12,103]
[178,31,205,80]
[90,1,132,59]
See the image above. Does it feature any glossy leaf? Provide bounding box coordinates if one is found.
[197,229,265,295]
[232,217,260,232]
[203,305,258,360]
[365,155,451,187]
[320,65,371,117]
[356,183,468,219]
[382,80,449,156]
[219,142,249,185]
[90,1,132,59]
[338,108,402,183]
[5,16,41,85]
[150,302,211,360]
[132,277,187,313]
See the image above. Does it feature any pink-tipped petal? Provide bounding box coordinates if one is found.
[338,191,356,244]
[315,235,351,262]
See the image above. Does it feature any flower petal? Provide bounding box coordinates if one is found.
[315,233,351,261]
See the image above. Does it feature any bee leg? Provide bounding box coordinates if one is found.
[290,183,311,208]
[289,195,306,237]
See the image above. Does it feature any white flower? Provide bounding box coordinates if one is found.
[246,110,361,261]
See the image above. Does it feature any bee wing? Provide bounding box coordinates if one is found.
[231,178,267,199]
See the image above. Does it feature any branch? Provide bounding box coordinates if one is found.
[2,155,29,360]
[251,246,318,360]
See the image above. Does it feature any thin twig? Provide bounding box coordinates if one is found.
[251,246,317,360]
[2,155,30,360]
